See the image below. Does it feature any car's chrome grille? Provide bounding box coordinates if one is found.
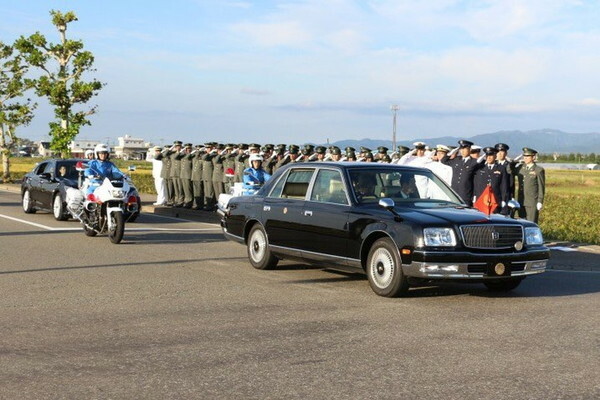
[460,225,523,249]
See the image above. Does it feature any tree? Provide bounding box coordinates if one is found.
[0,41,36,182]
[15,10,103,157]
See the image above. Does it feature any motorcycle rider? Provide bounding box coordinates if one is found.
[84,143,125,195]
[242,154,271,194]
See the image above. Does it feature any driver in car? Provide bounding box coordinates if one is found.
[84,143,125,195]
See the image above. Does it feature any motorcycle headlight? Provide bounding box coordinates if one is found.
[525,227,544,245]
[423,228,457,247]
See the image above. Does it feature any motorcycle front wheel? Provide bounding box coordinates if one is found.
[108,212,125,244]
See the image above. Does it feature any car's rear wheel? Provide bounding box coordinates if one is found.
[247,224,278,270]
[52,193,68,221]
[22,189,36,214]
[366,238,409,297]
[484,278,524,292]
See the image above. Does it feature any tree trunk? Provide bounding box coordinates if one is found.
[1,149,11,183]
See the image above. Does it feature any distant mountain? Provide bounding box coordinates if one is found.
[330,129,600,154]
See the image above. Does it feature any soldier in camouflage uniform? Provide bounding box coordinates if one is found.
[222,144,237,193]
[180,143,194,208]
[191,145,204,210]
[211,143,226,202]
[515,147,545,223]
[234,143,249,183]
[169,141,184,207]
[202,142,217,211]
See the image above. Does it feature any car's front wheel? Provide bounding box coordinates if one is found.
[22,189,36,214]
[366,238,409,297]
[484,278,524,292]
[52,193,68,221]
[247,224,278,270]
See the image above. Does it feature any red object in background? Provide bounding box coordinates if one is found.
[474,185,498,215]
[225,168,235,177]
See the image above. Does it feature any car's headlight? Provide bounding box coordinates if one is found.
[525,227,544,245]
[423,228,457,247]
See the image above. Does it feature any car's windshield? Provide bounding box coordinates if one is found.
[348,168,463,206]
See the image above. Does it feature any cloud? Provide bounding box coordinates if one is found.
[241,88,271,96]
[230,21,312,47]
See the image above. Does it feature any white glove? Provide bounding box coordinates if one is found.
[472,196,476,203]
[513,154,523,162]
[501,201,506,208]
[477,154,485,163]
[449,147,459,157]
[537,202,543,211]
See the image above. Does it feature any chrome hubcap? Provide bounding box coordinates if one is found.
[23,191,30,210]
[250,230,266,262]
[53,196,61,217]
[370,248,395,289]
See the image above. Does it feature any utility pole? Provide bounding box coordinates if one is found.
[390,104,399,150]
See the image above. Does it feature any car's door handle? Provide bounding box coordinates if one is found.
[263,205,271,211]
[304,210,313,217]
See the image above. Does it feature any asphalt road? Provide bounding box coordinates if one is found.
[1,190,599,399]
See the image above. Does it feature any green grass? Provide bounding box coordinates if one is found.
[4,158,600,244]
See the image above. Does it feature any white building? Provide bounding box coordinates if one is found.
[114,134,152,160]
[69,139,101,158]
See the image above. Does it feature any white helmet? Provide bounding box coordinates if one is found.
[84,149,94,158]
[249,154,263,162]
[94,143,110,159]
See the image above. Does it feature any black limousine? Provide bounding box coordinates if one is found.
[220,162,549,297]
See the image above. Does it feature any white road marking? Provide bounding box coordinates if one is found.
[0,213,221,232]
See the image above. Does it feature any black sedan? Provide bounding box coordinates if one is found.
[21,159,141,222]
[220,162,550,297]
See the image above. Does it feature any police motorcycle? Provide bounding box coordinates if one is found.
[217,154,267,216]
[66,153,138,244]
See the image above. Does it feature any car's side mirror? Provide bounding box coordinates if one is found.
[379,198,402,222]
[39,172,51,180]
[128,165,136,172]
[378,198,395,210]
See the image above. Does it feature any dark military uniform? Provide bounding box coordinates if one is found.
[515,148,545,223]
[495,143,515,215]
[473,163,509,214]
[191,148,204,209]
[441,140,477,206]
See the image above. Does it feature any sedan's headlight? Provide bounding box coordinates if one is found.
[423,228,457,247]
[525,227,544,245]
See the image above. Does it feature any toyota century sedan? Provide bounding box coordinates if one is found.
[219,162,549,297]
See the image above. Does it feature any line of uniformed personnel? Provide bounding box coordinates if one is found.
[151,140,544,222]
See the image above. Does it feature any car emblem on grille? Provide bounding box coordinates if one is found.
[494,263,506,275]
[491,231,500,241]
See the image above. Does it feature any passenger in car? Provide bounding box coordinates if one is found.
[353,173,377,201]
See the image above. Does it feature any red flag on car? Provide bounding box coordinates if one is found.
[474,184,498,215]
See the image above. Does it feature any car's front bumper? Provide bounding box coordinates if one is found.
[404,248,550,279]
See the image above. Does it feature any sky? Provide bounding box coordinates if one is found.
[1,0,600,146]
